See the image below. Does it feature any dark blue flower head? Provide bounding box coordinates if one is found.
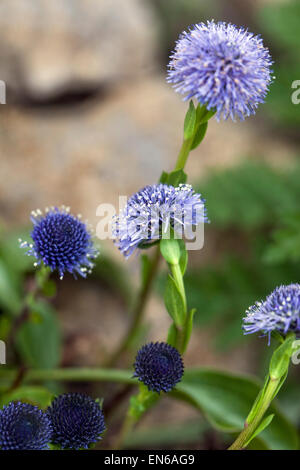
[19,206,98,279]
[47,393,105,449]
[112,183,208,258]
[134,342,184,393]
[243,284,300,342]
[0,402,52,450]
[167,20,273,121]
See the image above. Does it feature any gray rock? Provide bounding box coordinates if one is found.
[0,0,158,99]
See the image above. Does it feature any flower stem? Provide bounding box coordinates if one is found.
[2,367,135,386]
[174,137,193,171]
[228,377,279,450]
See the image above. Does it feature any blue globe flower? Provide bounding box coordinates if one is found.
[0,402,52,450]
[134,342,184,393]
[47,393,105,449]
[168,20,273,121]
[19,206,98,279]
[112,183,208,258]
[243,284,300,342]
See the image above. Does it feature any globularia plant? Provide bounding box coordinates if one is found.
[2,20,297,451]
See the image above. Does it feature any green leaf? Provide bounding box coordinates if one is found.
[173,368,298,449]
[269,334,295,380]
[183,100,196,140]
[244,414,275,447]
[190,122,208,150]
[167,322,178,347]
[178,240,188,275]
[160,239,181,265]
[159,171,169,184]
[182,309,196,353]
[166,169,187,187]
[246,374,270,424]
[0,385,53,408]
[16,300,61,369]
[164,275,185,327]
[199,108,216,123]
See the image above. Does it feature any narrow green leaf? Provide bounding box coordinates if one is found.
[244,414,275,447]
[190,122,208,150]
[195,104,208,122]
[272,369,289,400]
[178,240,188,275]
[246,374,270,424]
[182,308,196,353]
[269,334,295,380]
[159,171,169,184]
[183,100,196,140]
[160,239,181,265]
[164,275,185,327]
[167,322,178,347]
[166,169,187,187]
[199,108,216,123]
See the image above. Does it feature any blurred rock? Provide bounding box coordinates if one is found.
[0,0,157,100]
[0,75,296,239]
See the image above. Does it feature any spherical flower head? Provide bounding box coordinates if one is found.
[19,206,98,279]
[243,284,300,342]
[167,20,273,121]
[0,402,52,450]
[112,183,208,258]
[134,342,184,393]
[47,393,105,449]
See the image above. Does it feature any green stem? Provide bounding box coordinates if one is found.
[228,378,279,450]
[1,367,135,386]
[174,138,193,171]
[105,244,161,367]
